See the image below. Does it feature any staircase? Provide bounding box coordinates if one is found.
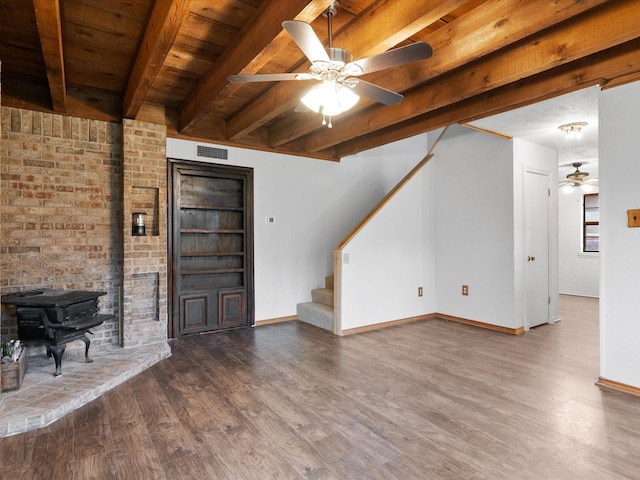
[296,275,334,332]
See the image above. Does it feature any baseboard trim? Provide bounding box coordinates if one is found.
[595,377,640,397]
[255,315,297,326]
[559,292,600,299]
[437,313,525,335]
[341,314,437,335]
[341,313,525,336]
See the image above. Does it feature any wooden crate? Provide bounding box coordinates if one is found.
[1,347,26,392]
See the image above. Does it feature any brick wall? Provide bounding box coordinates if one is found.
[0,107,122,348]
[122,119,167,347]
[0,107,168,351]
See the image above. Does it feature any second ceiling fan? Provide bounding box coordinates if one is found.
[559,162,599,191]
[228,3,433,127]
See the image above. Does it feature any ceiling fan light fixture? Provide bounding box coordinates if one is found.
[559,162,598,192]
[301,81,359,118]
[559,121,588,140]
[581,182,595,193]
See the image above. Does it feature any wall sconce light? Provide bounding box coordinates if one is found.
[132,212,147,236]
[558,121,588,141]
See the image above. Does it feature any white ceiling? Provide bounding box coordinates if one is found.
[468,85,600,178]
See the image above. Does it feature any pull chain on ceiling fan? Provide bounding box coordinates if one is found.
[228,3,433,127]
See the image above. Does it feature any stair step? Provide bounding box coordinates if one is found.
[325,275,334,290]
[311,288,334,308]
[297,302,333,332]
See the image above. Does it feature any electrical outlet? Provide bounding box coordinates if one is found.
[418,287,423,297]
[462,285,469,296]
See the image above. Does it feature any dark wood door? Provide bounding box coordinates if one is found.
[168,160,254,337]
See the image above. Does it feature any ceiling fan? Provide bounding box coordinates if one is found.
[559,162,599,191]
[228,3,433,127]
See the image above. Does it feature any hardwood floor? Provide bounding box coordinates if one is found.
[2,295,639,479]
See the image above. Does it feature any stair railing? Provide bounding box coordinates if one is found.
[332,127,449,334]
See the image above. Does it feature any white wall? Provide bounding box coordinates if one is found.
[168,125,562,336]
[558,188,600,297]
[428,128,558,330]
[167,135,426,323]
[599,80,640,388]
[337,134,436,331]
[339,157,437,330]
[167,139,342,321]
[337,134,430,237]
[431,125,519,328]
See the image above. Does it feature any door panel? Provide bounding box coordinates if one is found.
[219,289,245,327]
[524,168,550,329]
[169,160,254,337]
[180,293,210,334]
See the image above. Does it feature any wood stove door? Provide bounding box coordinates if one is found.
[169,161,254,337]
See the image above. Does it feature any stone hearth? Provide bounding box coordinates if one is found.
[0,342,170,437]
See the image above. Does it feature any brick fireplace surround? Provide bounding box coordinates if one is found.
[0,107,171,436]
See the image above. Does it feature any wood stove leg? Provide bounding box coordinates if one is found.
[49,344,65,376]
[81,335,93,363]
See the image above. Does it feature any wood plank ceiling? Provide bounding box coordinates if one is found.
[1,0,640,161]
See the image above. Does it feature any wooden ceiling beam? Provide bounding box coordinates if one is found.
[333,38,640,158]
[295,0,640,154]
[227,0,468,141]
[123,0,195,119]
[269,0,610,149]
[178,0,334,134]
[32,0,67,112]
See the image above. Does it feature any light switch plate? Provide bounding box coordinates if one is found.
[628,209,640,228]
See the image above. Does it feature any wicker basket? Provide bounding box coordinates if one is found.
[1,347,26,392]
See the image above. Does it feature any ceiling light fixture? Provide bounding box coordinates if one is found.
[558,121,588,140]
[299,3,359,128]
[559,162,598,193]
[301,80,359,128]
[561,182,595,194]
[228,1,433,129]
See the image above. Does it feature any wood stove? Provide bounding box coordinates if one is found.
[1,290,115,376]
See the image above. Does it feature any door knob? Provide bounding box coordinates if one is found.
[527,256,536,261]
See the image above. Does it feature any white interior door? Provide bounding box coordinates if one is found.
[524,168,550,329]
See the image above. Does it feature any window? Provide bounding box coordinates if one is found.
[583,193,599,252]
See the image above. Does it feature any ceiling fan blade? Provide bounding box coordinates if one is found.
[351,80,403,106]
[228,73,303,83]
[350,42,433,75]
[282,20,330,64]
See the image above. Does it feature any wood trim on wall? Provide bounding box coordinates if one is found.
[341,314,438,335]
[340,313,525,336]
[435,314,525,335]
[335,152,434,251]
[255,315,297,326]
[333,249,342,336]
[595,377,640,397]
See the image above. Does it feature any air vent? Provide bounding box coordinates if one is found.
[196,145,228,160]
